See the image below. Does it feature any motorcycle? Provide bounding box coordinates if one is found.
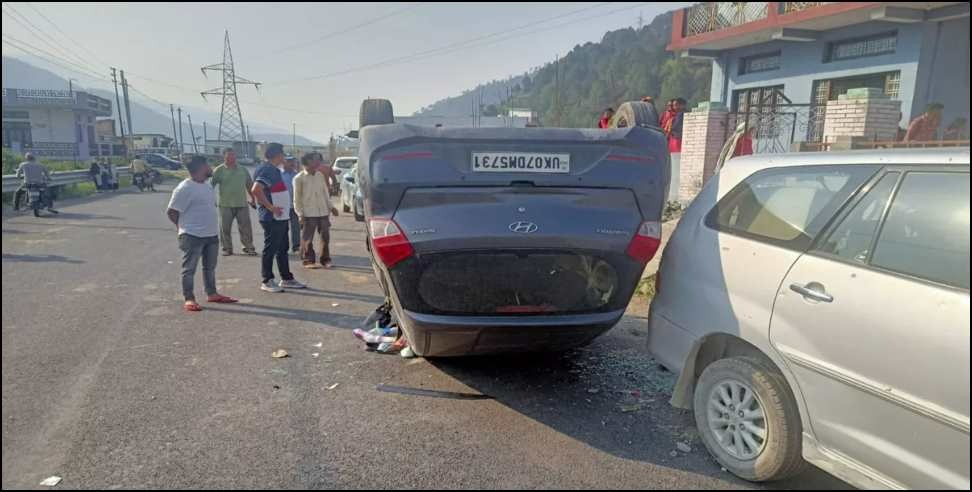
[26,183,51,217]
[133,169,162,192]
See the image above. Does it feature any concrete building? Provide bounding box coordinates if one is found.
[669,2,970,130]
[131,133,174,152]
[666,2,970,201]
[2,87,113,160]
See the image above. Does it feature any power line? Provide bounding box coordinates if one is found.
[22,2,112,68]
[1,3,98,73]
[250,2,424,61]
[1,34,109,83]
[266,2,614,87]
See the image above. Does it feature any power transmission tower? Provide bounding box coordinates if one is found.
[201,31,260,158]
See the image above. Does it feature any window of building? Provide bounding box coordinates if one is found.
[739,51,781,75]
[811,71,901,104]
[705,165,878,251]
[732,85,785,113]
[826,31,897,62]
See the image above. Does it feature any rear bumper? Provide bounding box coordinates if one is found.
[645,307,697,374]
[399,308,623,357]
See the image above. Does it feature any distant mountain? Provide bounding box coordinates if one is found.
[251,132,324,147]
[413,9,712,127]
[1,56,321,145]
[414,75,525,117]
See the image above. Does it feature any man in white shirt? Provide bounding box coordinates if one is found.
[166,155,238,312]
[293,152,339,269]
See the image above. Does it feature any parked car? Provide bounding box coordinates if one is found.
[340,164,365,221]
[333,156,357,177]
[358,98,670,357]
[135,153,182,170]
[647,148,970,489]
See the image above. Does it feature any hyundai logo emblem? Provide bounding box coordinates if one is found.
[509,221,539,234]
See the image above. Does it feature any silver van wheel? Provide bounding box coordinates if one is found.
[706,379,767,460]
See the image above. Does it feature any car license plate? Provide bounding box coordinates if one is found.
[472,152,570,173]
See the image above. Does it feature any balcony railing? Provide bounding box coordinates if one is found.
[685,2,769,37]
[779,2,829,15]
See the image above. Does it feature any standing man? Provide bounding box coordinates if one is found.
[166,155,238,312]
[293,153,340,269]
[211,148,258,256]
[282,155,301,253]
[904,102,944,142]
[251,143,306,293]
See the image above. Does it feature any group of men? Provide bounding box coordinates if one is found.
[165,142,341,312]
[596,96,686,153]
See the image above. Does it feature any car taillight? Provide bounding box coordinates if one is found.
[626,221,661,264]
[369,219,413,268]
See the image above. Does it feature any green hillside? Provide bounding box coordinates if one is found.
[416,10,712,128]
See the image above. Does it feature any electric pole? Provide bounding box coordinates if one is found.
[120,70,134,157]
[177,107,184,156]
[188,113,199,153]
[292,123,296,151]
[111,68,127,153]
[203,121,208,152]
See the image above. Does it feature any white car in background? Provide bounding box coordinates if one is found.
[339,163,364,222]
[333,156,357,177]
[647,148,969,489]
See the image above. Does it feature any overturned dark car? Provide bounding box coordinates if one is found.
[357,99,669,356]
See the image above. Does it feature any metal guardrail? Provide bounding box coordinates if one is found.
[2,168,131,193]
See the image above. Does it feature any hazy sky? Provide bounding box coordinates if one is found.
[2,2,687,140]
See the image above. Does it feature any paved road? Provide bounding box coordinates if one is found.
[1,185,850,489]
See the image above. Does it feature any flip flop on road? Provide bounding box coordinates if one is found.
[184,301,203,312]
[207,294,239,303]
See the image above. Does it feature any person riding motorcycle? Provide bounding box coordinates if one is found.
[130,156,157,191]
[14,152,58,214]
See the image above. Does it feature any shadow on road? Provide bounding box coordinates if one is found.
[52,212,124,221]
[1,253,85,264]
[285,287,386,305]
[428,349,851,491]
[204,303,363,330]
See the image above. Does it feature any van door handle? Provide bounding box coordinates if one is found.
[789,282,833,303]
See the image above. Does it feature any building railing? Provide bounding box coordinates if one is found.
[685,2,769,36]
[779,2,829,15]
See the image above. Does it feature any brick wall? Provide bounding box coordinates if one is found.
[678,108,727,203]
[823,88,902,142]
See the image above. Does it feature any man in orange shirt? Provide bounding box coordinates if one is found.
[904,103,944,142]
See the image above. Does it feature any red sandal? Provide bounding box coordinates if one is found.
[207,294,238,303]
[184,301,203,312]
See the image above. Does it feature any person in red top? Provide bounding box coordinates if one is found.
[904,102,944,142]
[598,107,615,129]
[661,98,687,153]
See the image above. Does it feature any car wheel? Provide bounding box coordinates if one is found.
[342,191,351,212]
[693,357,806,482]
[353,200,365,222]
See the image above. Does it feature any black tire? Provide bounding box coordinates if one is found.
[353,201,365,222]
[693,357,807,482]
[343,203,351,213]
[359,98,394,128]
[33,207,41,217]
[611,101,659,129]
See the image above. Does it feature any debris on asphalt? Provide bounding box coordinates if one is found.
[39,476,62,487]
[311,353,320,358]
[587,388,600,394]
[331,302,340,307]
[353,325,399,345]
[355,301,410,355]
[272,385,280,391]
[376,384,492,400]
[312,342,323,348]
[269,368,288,376]
[327,383,340,390]
[271,349,289,359]
[669,450,679,458]
[676,441,692,453]
[402,348,419,360]
[619,403,642,413]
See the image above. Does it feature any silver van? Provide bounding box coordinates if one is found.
[647,148,969,489]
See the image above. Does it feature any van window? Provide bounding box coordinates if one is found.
[707,165,877,250]
[816,172,899,263]
[871,172,970,289]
